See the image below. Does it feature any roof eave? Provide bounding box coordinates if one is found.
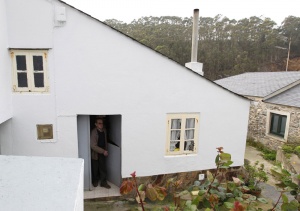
[263,79,300,101]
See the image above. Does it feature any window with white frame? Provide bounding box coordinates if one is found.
[11,50,49,92]
[266,110,290,141]
[166,113,199,155]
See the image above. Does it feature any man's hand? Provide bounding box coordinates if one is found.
[104,150,108,157]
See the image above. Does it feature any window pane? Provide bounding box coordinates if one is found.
[185,129,194,140]
[184,140,194,151]
[170,141,180,152]
[270,114,279,133]
[185,118,195,128]
[16,55,27,70]
[170,130,180,140]
[171,119,181,129]
[34,73,44,87]
[279,116,287,136]
[17,73,28,87]
[33,56,43,71]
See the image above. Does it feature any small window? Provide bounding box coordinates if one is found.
[266,110,290,141]
[270,113,287,137]
[37,124,53,140]
[11,50,49,92]
[166,113,199,155]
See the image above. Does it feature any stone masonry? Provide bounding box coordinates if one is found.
[247,97,300,150]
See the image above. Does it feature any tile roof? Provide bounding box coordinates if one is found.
[265,83,300,108]
[214,71,300,97]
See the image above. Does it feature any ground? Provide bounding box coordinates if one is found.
[245,146,296,207]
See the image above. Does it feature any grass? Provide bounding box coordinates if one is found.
[246,137,276,161]
[282,143,300,158]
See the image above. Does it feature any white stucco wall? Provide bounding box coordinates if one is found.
[0,0,12,124]
[4,0,250,178]
[6,0,53,48]
[0,155,83,211]
[0,119,13,154]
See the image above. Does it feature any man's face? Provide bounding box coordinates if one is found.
[95,120,104,130]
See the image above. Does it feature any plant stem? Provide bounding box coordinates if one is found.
[133,177,145,211]
[271,192,282,211]
[206,157,220,194]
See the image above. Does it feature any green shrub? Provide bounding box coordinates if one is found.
[294,146,300,155]
[282,145,294,153]
[263,153,276,161]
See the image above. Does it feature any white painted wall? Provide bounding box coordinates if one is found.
[0,0,12,124]
[6,0,53,48]
[0,155,83,211]
[52,2,250,177]
[4,0,250,178]
[0,119,13,154]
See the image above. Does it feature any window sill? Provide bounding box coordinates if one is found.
[164,153,198,158]
[39,139,56,143]
[266,133,287,142]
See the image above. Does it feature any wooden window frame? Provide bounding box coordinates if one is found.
[11,50,49,92]
[166,113,200,155]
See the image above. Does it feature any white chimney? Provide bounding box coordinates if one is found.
[185,9,204,76]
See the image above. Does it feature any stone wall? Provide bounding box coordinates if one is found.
[247,97,300,150]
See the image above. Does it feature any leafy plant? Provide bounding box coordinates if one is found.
[244,161,268,192]
[294,146,300,155]
[282,143,300,158]
[120,147,269,211]
[282,145,294,153]
[120,171,168,211]
[185,147,268,210]
[270,165,300,210]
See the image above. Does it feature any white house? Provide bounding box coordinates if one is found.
[0,0,250,191]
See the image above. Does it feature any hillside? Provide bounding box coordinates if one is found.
[105,15,300,80]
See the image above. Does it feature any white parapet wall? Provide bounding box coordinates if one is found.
[0,155,84,211]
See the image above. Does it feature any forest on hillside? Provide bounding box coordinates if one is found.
[105,15,300,80]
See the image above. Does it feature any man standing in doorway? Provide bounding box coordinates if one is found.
[90,117,111,189]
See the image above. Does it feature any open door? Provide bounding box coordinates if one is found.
[78,114,122,190]
[106,115,122,186]
[77,115,92,190]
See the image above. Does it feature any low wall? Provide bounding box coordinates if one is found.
[0,155,84,211]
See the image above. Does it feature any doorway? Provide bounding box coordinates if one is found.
[77,115,122,191]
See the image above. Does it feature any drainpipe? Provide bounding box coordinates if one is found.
[185,9,203,76]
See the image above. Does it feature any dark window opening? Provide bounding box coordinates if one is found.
[16,55,27,70]
[33,56,43,71]
[17,73,28,87]
[270,113,287,137]
[34,73,44,87]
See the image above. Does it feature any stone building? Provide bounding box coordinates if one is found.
[215,71,300,150]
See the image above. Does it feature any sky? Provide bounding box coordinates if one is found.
[63,0,299,25]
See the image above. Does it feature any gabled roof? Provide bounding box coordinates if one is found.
[215,71,300,98]
[265,83,300,108]
[56,0,248,101]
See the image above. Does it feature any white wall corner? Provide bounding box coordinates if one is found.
[185,62,203,76]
